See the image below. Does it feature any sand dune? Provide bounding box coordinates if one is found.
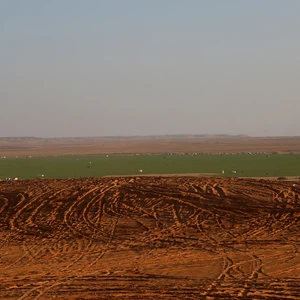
[1,177,300,299]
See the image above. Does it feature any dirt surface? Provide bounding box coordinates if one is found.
[1,135,300,156]
[1,177,300,299]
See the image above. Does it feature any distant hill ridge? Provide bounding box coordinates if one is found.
[0,134,250,141]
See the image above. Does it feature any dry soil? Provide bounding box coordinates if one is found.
[1,177,300,299]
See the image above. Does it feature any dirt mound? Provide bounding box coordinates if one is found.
[1,177,300,299]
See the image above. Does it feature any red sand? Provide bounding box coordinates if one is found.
[1,176,300,299]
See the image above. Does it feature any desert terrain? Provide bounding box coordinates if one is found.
[1,135,300,157]
[1,176,300,299]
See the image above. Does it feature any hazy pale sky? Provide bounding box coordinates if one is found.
[1,1,299,137]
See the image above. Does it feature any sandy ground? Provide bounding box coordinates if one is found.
[1,135,300,156]
[1,176,300,299]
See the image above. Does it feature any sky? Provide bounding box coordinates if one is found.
[1,1,300,137]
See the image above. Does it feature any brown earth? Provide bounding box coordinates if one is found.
[1,177,300,299]
[1,135,300,156]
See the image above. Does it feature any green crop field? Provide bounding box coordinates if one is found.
[0,154,299,180]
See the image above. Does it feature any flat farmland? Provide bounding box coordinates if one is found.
[1,176,300,299]
[1,154,300,180]
[1,135,300,180]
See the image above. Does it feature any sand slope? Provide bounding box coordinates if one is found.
[1,177,300,299]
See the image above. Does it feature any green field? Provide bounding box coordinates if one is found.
[0,154,299,180]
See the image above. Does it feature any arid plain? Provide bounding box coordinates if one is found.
[1,135,300,156]
[1,136,300,299]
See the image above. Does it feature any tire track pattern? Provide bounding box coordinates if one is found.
[0,177,300,299]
